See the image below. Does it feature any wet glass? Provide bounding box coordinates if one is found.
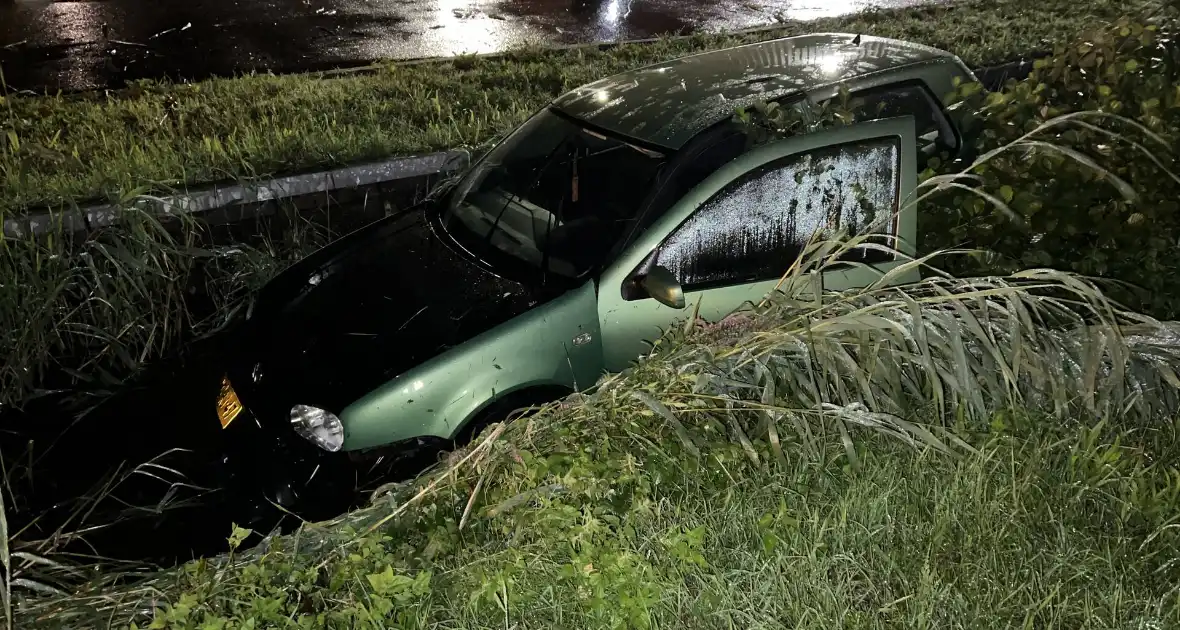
[442,108,667,278]
[659,137,900,289]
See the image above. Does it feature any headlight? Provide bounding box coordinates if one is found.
[289,405,344,452]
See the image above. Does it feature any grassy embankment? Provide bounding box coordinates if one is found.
[13,246,1180,629]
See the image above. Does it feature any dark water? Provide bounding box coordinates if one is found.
[0,344,242,564]
[0,177,443,566]
[0,0,938,93]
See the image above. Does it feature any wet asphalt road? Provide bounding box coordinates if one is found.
[0,0,940,93]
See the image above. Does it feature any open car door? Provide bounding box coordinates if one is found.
[595,116,919,373]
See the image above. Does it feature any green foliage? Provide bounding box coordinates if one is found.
[21,393,1180,629]
[226,525,252,552]
[0,206,325,406]
[0,209,200,401]
[733,83,859,144]
[921,15,1180,316]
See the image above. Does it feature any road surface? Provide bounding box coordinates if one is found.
[0,0,941,93]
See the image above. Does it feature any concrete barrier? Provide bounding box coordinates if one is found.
[4,150,470,239]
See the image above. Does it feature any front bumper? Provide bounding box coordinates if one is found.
[217,398,451,530]
[217,403,359,529]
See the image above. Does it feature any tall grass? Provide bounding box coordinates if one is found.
[0,206,334,622]
[13,237,1180,627]
[0,439,226,630]
[0,208,196,396]
[0,201,332,408]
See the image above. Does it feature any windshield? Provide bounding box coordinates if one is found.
[441,109,668,278]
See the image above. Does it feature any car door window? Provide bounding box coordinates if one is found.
[654,137,901,291]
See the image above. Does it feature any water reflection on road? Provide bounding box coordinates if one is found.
[0,0,938,92]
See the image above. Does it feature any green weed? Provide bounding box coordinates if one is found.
[14,232,1180,627]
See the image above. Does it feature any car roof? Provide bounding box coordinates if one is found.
[551,33,957,151]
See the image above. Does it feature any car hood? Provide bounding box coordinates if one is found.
[227,205,545,423]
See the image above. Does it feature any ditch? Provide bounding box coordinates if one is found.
[0,55,1042,568]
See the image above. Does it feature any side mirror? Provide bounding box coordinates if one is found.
[638,265,686,309]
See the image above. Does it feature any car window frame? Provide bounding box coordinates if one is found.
[808,79,961,155]
[600,80,955,278]
[437,106,672,286]
[646,136,904,293]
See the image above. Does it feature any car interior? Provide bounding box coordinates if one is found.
[451,127,667,277]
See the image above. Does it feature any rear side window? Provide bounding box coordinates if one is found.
[841,83,958,158]
[655,137,901,291]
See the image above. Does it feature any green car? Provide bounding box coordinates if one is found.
[216,32,973,525]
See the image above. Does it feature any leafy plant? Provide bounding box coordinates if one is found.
[922,15,1180,316]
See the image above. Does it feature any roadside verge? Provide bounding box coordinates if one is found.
[0,0,1162,218]
[4,54,1046,239]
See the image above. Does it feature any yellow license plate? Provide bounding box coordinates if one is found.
[217,375,244,429]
